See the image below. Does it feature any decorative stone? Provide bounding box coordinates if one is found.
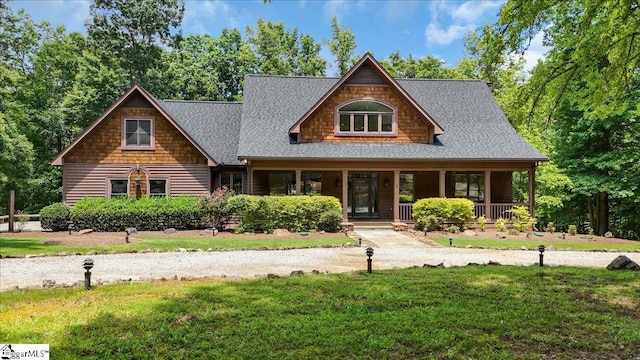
[25,254,36,258]
[604,231,613,238]
[164,228,177,234]
[311,270,320,274]
[392,222,407,231]
[463,230,476,237]
[290,270,305,276]
[273,229,291,236]
[496,232,506,239]
[520,246,529,251]
[178,248,187,252]
[465,245,473,248]
[488,261,501,266]
[42,280,56,288]
[78,229,93,235]
[199,229,214,236]
[606,255,640,270]
[125,227,137,234]
[266,273,280,279]
[86,250,98,255]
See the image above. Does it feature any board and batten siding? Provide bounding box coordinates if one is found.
[63,163,210,205]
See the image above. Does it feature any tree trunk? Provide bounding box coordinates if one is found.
[595,192,609,235]
[586,196,594,233]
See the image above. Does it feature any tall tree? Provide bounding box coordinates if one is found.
[380,52,461,79]
[324,16,356,76]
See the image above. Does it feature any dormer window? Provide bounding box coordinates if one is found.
[335,100,396,136]
[122,117,155,149]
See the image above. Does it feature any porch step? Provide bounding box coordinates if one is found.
[352,221,394,230]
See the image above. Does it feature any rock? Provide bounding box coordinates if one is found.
[488,261,501,266]
[57,252,67,256]
[178,248,187,252]
[318,230,325,234]
[78,229,93,235]
[423,263,444,268]
[604,231,613,238]
[199,229,214,236]
[520,246,529,251]
[299,232,309,236]
[547,245,556,251]
[463,230,476,237]
[290,270,305,276]
[496,232,506,239]
[125,227,137,234]
[266,273,280,279]
[164,228,177,234]
[206,248,214,252]
[42,280,56,288]
[465,244,473,248]
[606,255,640,270]
[25,254,36,258]
[86,250,98,255]
[311,270,320,274]
[273,229,291,236]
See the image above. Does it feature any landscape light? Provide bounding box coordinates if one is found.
[366,247,374,273]
[83,258,94,290]
[538,245,545,267]
[449,236,453,247]
[358,237,362,247]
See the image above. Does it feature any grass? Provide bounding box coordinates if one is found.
[0,236,354,257]
[432,236,640,252]
[1,266,638,359]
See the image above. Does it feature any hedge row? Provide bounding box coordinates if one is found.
[413,197,475,230]
[69,197,203,232]
[228,195,343,233]
[39,202,71,231]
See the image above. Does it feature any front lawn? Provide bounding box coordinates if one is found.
[1,266,639,359]
[0,233,353,257]
[431,236,640,252]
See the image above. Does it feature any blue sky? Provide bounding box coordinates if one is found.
[9,0,547,75]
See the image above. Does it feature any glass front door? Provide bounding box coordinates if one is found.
[348,173,379,218]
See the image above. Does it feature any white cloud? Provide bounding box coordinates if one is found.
[183,0,239,35]
[521,31,550,72]
[323,0,350,20]
[452,1,502,23]
[425,22,474,46]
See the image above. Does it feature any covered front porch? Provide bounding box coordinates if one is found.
[246,160,537,224]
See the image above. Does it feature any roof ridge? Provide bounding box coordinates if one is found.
[161,99,243,104]
[397,78,486,82]
[245,74,340,80]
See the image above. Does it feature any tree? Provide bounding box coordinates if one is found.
[323,16,356,76]
[380,51,461,79]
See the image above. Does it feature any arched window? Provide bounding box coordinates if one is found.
[335,100,396,135]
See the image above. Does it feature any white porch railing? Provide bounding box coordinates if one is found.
[399,203,529,222]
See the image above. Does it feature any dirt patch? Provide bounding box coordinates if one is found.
[0,229,346,246]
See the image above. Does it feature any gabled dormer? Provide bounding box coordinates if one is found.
[289,53,444,144]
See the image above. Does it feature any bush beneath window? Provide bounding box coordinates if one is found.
[227,195,342,233]
[412,197,475,230]
[40,203,71,232]
[70,197,203,232]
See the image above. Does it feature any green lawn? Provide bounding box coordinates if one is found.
[0,236,354,257]
[431,237,640,252]
[1,266,639,359]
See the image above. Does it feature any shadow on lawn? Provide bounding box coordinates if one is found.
[53,267,640,359]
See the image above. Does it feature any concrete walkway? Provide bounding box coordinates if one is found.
[354,228,430,248]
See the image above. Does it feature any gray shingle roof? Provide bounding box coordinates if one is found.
[157,100,243,165]
[236,75,547,161]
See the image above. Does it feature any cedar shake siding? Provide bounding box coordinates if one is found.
[62,163,209,205]
[299,84,431,143]
[65,108,207,165]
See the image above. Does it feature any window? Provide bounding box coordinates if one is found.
[110,179,128,198]
[123,117,153,148]
[301,172,322,195]
[221,173,243,193]
[336,100,396,135]
[399,173,414,203]
[269,172,295,195]
[453,173,484,202]
[149,179,167,197]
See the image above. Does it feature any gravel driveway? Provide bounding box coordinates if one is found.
[2,247,639,291]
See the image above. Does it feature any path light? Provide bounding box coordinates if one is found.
[562,232,566,240]
[449,236,453,247]
[358,236,362,247]
[423,228,428,237]
[538,245,545,267]
[83,258,94,290]
[125,229,131,243]
[366,247,374,273]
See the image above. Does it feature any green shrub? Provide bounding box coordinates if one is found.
[508,206,536,232]
[496,217,507,232]
[70,197,203,232]
[197,187,235,230]
[568,224,577,235]
[477,215,487,232]
[446,224,460,234]
[227,195,342,233]
[40,203,71,231]
[413,197,474,230]
[416,214,440,232]
[546,222,556,233]
[399,194,413,203]
[508,228,519,235]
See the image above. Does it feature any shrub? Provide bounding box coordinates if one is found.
[477,215,487,232]
[567,224,577,235]
[495,217,507,232]
[413,197,474,230]
[40,203,71,231]
[227,195,342,233]
[446,224,460,234]
[399,194,413,203]
[546,222,556,233]
[197,187,235,230]
[508,228,519,235]
[416,215,441,232]
[70,197,203,232]
[508,206,536,232]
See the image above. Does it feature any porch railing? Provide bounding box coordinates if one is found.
[398,203,529,222]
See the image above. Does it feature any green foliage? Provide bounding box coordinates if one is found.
[568,225,577,236]
[227,195,342,233]
[197,187,235,230]
[380,51,463,79]
[508,206,536,232]
[399,194,413,203]
[508,228,519,235]
[546,222,555,234]
[70,197,203,232]
[413,198,475,230]
[39,202,71,231]
[495,217,507,232]
[323,17,355,76]
[416,215,440,232]
[446,224,460,234]
[477,215,487,232]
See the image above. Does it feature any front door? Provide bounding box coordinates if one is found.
[348,173,379,218]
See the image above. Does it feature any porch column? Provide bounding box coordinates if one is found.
[484,170,491,220]
[393,170,400,222]
[248,168,254,195]
[439,171,446,197]
[295,170,302,195]
[528,168,536,218]
[342,170,349,221]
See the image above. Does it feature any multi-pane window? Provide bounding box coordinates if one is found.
[125,119,152,147]
[399,173,414,203]
[221,173,243,193]
[110,179,128,198]
[269,172,295,195]
[337,101,395,134]
[149,179,167,197]
[453,173,484,202]
[301,172,322,195]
